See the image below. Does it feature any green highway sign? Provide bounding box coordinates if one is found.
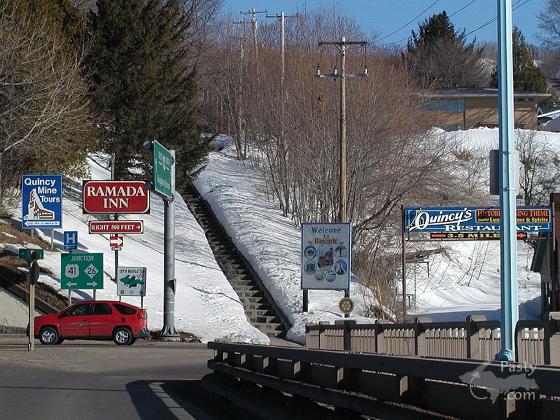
[61,253,103,290]
[153,140,174,198]
[19,248,44,260]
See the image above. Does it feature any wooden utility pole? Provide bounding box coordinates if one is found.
[232,19,248,160]
[316,37,367,223]
[316,37,367,316]
[266,11,298,214]
[241,8,267,59]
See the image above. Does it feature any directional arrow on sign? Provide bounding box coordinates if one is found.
[66,282,77,287]
[87,281,98,287]
[110,234,124,250]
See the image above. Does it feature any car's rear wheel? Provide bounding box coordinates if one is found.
[128,338,136,346]
[39,327,59,345]
[113,327,132,345]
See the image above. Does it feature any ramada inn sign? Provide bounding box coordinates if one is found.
[82,181,150,214]
[404,207,552,234]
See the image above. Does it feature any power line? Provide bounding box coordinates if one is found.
[380,0,476,47]
[449,0,477,18]
[380,0,529,48]
[465,0,530,37]
[378,0,440,42]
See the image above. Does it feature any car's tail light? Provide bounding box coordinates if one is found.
[137,310,148,321]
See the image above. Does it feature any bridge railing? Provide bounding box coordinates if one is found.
[306,313,560,365]
[208,340,560,419]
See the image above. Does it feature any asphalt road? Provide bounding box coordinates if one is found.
[0,336,249,420]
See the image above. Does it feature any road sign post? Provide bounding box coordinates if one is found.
[61,253,103,290]
[26,252,40,352]
[144,140,177,337]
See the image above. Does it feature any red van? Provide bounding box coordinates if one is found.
[34,301,149,345]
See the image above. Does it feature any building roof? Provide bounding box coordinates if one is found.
[420,88,551,99]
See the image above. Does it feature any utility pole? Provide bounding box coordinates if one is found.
[316,37,367,317]
[240,8,267,59]
[496,0,518,362]
[232,19,248,160]
[266,11,298,214]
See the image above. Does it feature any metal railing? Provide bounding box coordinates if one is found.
[208,341,560,419]
[305,313,560,366]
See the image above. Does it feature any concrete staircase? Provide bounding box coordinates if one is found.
[182,186,287,337]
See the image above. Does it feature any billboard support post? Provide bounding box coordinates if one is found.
[401,205,407,322]
[303,289,308,312]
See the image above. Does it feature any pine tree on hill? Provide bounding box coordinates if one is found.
[490,27,548,93]
[87,0,207,187]
[405,11,486,88]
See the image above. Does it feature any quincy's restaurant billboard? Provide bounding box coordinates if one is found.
[404,207,552,234]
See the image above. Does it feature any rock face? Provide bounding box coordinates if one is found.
[0,287,36,332]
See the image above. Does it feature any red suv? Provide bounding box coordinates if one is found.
[34,301,149,345]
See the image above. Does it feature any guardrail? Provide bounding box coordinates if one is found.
[208,341,560,419]
[305,314,560,366]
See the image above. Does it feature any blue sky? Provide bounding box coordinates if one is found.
[223,0,548,46]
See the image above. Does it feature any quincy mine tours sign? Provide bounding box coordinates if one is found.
[82,181,150,214]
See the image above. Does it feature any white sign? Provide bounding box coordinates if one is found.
[117,267,146,296]
[301,223,351,290]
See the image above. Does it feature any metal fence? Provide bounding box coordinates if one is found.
[306,313,560,366]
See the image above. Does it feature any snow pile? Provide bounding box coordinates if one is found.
[9,154,268,344]
[194,136,375,343]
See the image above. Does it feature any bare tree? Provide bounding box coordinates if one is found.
[0,0,94,211]
[538,0,560,51]
[517,130,560,206]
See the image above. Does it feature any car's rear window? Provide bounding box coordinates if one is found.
[114,304,136,315]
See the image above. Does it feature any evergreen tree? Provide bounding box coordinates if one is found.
[87,0,207,187]
[490,27,548,93]
[405,11,486,88]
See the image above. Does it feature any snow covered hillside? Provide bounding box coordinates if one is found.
[409,128,560,321]
[5,155,268,344]
[194,137,376,343]
[196,128,560,331]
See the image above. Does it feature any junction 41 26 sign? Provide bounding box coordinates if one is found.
[83,181,150,214]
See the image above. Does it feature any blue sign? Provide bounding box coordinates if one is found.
[63,231,78,250]
[21,175,62,229]
[405,207,552,234]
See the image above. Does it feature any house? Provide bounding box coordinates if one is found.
[420,88,551,131]
[537,106,560,131]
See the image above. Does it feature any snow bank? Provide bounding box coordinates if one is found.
[194,137,375,343]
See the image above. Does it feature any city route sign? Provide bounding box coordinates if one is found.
[61,253,103,289]
[153,140,174,198]
[19,248,44,260]
[117,266,146,297]
[82,181,150,214]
